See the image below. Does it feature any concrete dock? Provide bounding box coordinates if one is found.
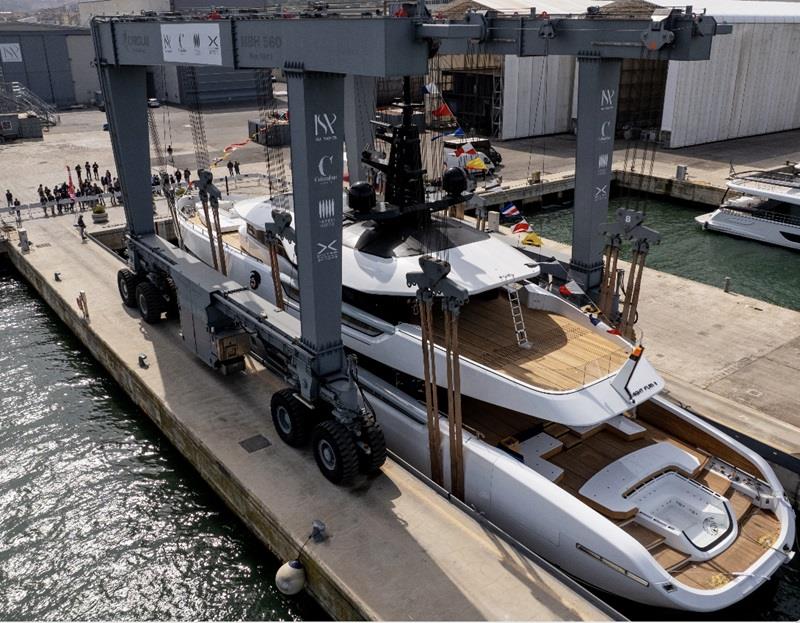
[0,213,614,621]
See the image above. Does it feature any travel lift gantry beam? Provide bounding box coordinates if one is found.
[90,4,728,485]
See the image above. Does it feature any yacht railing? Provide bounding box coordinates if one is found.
[720,207,800,228]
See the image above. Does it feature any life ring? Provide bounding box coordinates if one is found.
[249,270,261,290]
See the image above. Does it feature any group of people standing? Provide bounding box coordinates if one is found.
[34,164,121,218]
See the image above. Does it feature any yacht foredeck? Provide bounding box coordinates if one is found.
[434,294,630,391]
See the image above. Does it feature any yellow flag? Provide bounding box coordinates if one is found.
[465,156,487,171]
[522,231,542,247]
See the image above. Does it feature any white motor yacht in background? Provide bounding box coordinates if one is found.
[696,165,800,250]
[173,82,795,612]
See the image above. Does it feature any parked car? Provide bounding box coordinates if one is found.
[102,122,109,131]
[147,98,161,108]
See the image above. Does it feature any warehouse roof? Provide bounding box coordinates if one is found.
[0,22,89,34]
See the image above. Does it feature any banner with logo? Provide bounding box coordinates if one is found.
[161,23,222,66]
[0,43,22,63]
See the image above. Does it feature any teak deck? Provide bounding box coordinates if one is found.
[434,295,629,391]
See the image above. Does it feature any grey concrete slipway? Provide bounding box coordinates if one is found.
[1,213,615,621]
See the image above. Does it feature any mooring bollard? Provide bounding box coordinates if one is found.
[723,276,731,293]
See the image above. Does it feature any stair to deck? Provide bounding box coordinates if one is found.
[505,284,531,349]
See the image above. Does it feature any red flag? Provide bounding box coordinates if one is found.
[559,284,573,296]
[66,166,76,199]
[394,6,407,16]
[512,222,531,234]
[432,102,452,118]
[607,328,622,335]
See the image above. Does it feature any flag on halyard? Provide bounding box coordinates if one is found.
[453,127,465,137]
[589,315,601,326]
[512,221,531,234]
[607,328,622,335]
[501,202,520,217]
[432,102,453,118]
[522,231,542,247]
[558,280,584,297]
[454,142,478,157]
[424,83,439,95]
[465,156,487,171]
[66,166,76,199]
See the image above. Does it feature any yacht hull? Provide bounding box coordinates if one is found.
[696,209,800,250]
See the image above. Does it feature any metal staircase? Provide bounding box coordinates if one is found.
[505,284,531,349]
[0,82,60,126]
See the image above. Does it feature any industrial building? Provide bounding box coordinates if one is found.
[438,0,800,148]
[0,22,99,107]
[78,0,271,107]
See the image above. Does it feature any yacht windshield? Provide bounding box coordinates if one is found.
[342,216,489,258]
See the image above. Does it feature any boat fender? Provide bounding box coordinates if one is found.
[249,270,261,290]
[275,559,305,595]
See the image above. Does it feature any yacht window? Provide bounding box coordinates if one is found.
[246,224,266,244]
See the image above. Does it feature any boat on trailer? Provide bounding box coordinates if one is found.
[174,92,795,612]
[696,166,800,250]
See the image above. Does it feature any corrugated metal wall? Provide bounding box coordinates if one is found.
[661,20,800,148]
[501,55,574,140]
[0,31,79,108]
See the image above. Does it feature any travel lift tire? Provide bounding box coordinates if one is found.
[271,388,313,447]
[135,281,164,324]
[117,269,140,308]
[312,419,359,485]
[358,420,387,475]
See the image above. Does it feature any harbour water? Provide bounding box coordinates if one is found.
[528,196,800,311]
[0,268,327,621]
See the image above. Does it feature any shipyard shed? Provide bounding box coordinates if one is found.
[0,22,99,107]
[660,0,800,148]
[439,0,800,149]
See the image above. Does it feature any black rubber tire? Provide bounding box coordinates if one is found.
[358,420,387,475]
[312,420,359,485]
[117,269,139,308]
[135,281,163,324]
[270,389,312,447]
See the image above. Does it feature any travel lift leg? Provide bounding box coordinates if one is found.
[279,66,386,482]
[100,59,386,484]
[570,55,622,298]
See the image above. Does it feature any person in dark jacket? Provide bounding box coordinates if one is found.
[77,213,87,241]
[234,160,241,176]
[75,163,82,183]
[227,160,234,177]
[5,189,12,207]
[92,162,99,180]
